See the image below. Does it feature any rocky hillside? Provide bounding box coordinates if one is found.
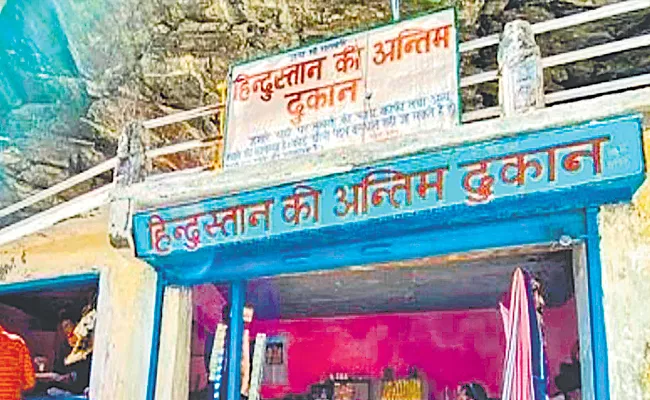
[0,0,649,227]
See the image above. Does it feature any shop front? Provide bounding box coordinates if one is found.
[129,113,645,400]
[0,208,159,400]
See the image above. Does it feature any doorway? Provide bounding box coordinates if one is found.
[188,244,592,400]
[0,274,99,399]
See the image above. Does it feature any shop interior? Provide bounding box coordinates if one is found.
[0,281,98,399]
[189,246,584,400]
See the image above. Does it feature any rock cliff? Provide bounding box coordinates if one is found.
[0,0,648,226]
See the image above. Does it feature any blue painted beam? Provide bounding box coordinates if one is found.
[585,207,610,400]
[0,272,99,295]
[133,114,645,262]
[226,281,246,400]
[146,276,166,400]
[160,209,587,285]
[147,171,642,283]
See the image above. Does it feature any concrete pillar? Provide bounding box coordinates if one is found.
[598,200,650,399]
[497,20,544,117]
[155,286,193,400]
[109,121,150,250]
[101,121,157,400]
[89,257,159,400]
[597,122,650,399]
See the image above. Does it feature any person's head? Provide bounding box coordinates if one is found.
[58,308,76,325]
[456,383,488,400]
[58,308,78,347]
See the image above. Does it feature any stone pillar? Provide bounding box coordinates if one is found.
[497,20,544,117]
[155,286,193,400]
[108,121,150,251]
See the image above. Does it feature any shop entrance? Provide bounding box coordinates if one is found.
[0,274,99,399]
[135,116,647,400]
[188,244,591,400]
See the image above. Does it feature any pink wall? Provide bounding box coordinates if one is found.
[250,301,578,400]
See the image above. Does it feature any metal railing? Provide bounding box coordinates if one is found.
[458,0,650,53]
[0,116,218,221]
[0,0,649,237]
[460,0,650,121]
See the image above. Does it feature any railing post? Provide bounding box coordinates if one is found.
[108,121,150,250]
[208,81,228,171]
[390,0,400,21]
[497,20,545,117]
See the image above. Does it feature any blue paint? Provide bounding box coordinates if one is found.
[153,209,587,285]
[133,115,644,259]
[146,276,166,400]
[226,281,245,400]
[0,272,99,295]
[584,207,610,400]
[140,173,643,283]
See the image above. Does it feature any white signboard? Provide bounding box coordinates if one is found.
[224,8,459,169]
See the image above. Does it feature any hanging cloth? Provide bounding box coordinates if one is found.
[499,268,549,400]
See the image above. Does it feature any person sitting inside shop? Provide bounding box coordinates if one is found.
[0,323,36,399]
[35,306,95,397]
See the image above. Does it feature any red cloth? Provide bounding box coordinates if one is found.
[0,325,36,400]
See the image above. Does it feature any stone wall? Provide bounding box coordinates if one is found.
[0,208,158,400]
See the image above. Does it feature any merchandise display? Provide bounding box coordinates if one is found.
[334,382,355,400]
[380,378,423,400]
[209,323,229,399]
[249,333,268,400]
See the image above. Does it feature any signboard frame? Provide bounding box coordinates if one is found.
[222,6,462,170]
